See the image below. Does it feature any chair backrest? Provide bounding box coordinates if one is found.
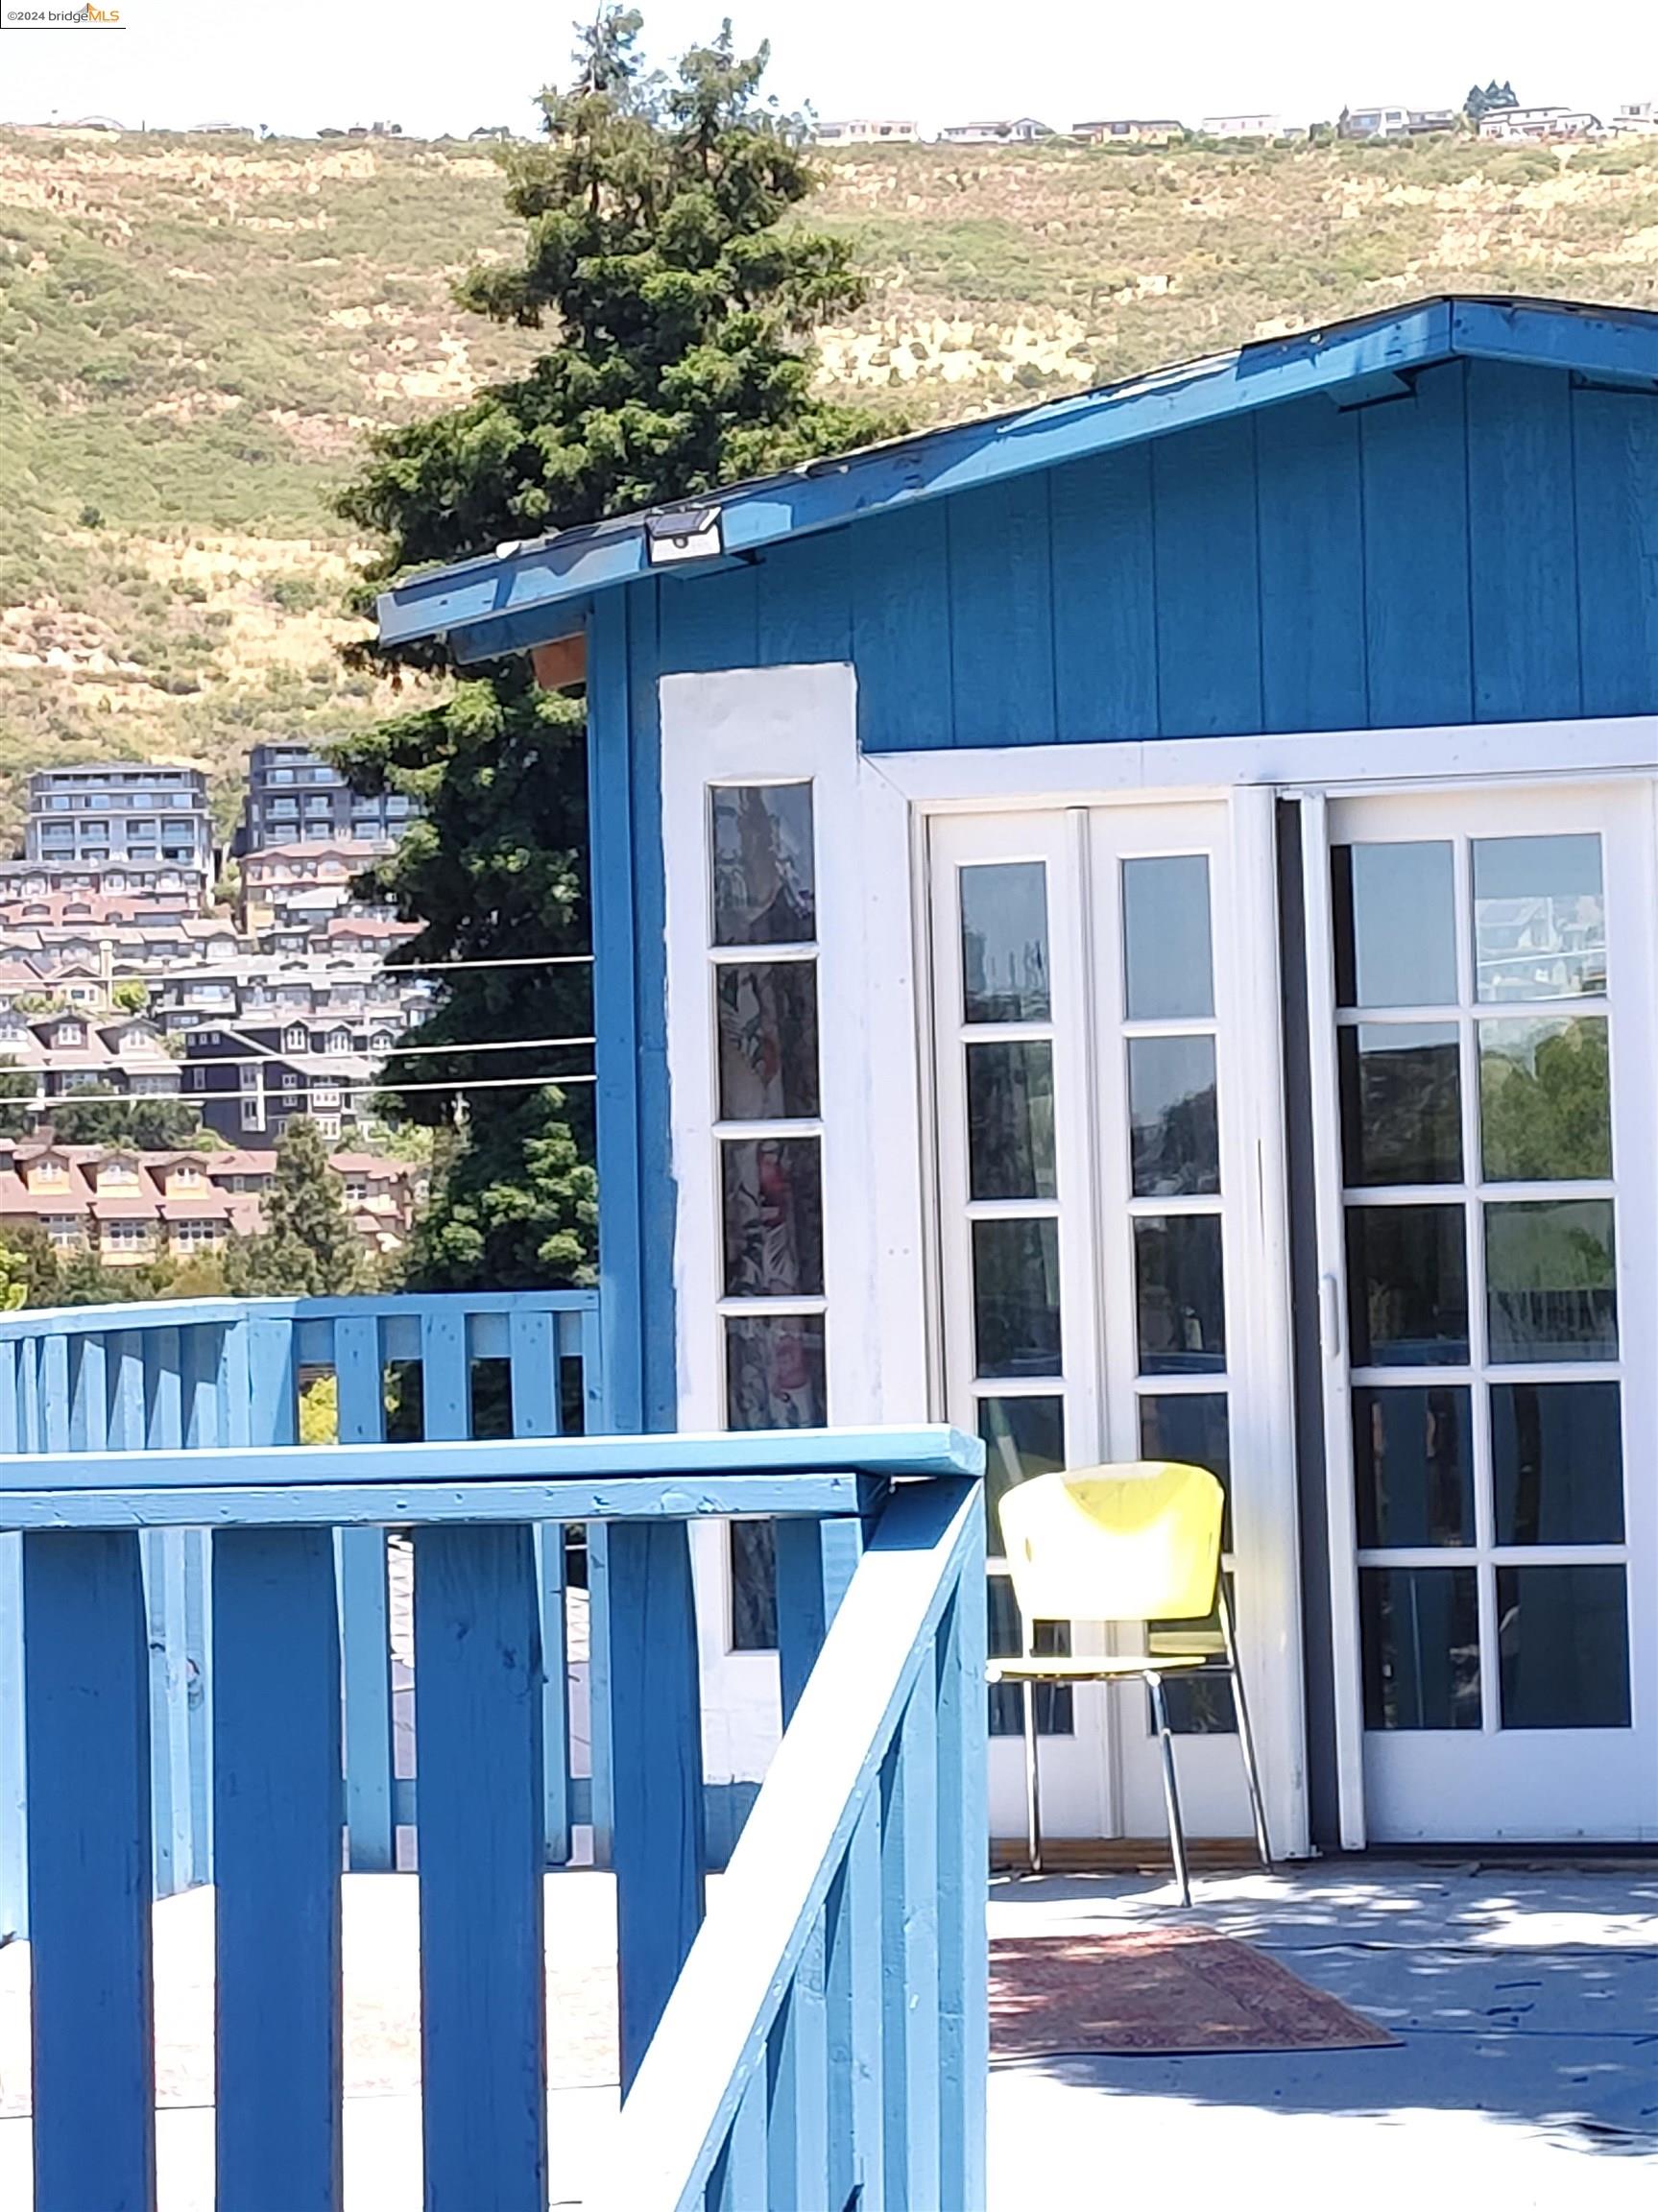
[997,1462,1223,1626]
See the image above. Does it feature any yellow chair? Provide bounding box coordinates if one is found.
[988,1461,1271,1905]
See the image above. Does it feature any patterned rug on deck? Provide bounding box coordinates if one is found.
[990,1927,1399,2057]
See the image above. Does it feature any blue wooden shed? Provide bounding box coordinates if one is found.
[382,294,1658,1863]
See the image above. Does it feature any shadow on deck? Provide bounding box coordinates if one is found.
[986,1860,1658,2210]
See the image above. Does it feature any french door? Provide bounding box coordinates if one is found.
[928,798,1299,1851]
[1314,783,1658,1842]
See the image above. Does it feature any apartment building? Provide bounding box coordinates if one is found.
[24,766,214,887]
[237,742,420,854]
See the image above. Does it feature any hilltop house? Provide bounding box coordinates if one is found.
[380,297,1658,1859]
[1200,111,1282,139]
[1072,118,1185,145]
[1478,105,1602,140]
[938,117,1055,144]
[811,119,921,146]
[1340,103,1457,138]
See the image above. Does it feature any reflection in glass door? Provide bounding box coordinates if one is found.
[1325,788,1657,1842]
[930,802,1292,1849]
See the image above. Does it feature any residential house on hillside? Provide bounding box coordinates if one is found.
[0,1143,249,1267]
[0,1009,182,1108]
[1072,118,1184,145]
[240,839,389,945]
[0,1139,420,1261]
[329,1149,428,1253]
[149,954,429,1046]
[183,1010,389,1142]
[938,117,1055,144]
[323,915,421,954]
[0,864,202,914]
[381,295,1658,1862]
[1340,103,1456,138]
[1200,111,1282,138]
[1611,101,1658,135]
[1478,104,1602,140]
[810,119,921,145]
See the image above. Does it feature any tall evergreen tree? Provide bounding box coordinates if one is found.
[333,9,883,1288]
[227,1118,369,1298]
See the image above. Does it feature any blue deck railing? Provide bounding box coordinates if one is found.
[0,1295,988,2210]
[0,1291,604,1937]
[0,1309,985,2212]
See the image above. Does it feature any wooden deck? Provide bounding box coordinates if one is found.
[4,1862,1651,2209]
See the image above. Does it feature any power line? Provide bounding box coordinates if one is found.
[0,1036,595,1076]
[84,951,598,980]
[3,1071,598,1112]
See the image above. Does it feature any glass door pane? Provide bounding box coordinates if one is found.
[928,812,1106,1846]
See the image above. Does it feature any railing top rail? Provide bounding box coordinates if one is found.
[0,1424,982,1531]
[0,1287,600,1342]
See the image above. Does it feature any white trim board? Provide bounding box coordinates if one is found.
[869,717,1658,809]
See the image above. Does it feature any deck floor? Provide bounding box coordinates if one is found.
[1,1862,1653,2206]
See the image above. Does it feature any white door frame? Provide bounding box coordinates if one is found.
[1304,778,1658,1845]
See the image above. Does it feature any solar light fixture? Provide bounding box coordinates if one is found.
[645,507,725,565]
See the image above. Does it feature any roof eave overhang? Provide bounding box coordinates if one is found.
[375,296,1658,663]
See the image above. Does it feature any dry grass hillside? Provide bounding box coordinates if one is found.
[4,125,1658,836]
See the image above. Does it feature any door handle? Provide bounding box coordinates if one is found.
[1320,1272,1343,1362]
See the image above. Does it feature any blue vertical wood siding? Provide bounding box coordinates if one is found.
[1256,399,1368,733]
[1049,442,1160,741]
[1574,385,1658,715]
[852,500,955,752]
[1358,363,1475,727]
[1152,416,1265,737]
[949,474,1058,747]
[630,361,1658,751]
[590,586,708,2060]
[1467,361,1583,723]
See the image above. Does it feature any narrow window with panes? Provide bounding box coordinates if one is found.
[709,782,824,1652]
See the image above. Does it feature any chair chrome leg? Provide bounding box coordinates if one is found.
[1021,1673,1044,1875]
[1146,1671,1190,1908]
[1218,1586,1272,1870]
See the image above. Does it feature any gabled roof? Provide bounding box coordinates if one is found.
[376,294,1658,665]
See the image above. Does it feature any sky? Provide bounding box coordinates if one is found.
[1,0,1653,138]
